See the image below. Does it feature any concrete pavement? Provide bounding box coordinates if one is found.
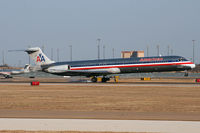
[0,118,200,133]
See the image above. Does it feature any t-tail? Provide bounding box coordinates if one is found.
[25,47,55,66]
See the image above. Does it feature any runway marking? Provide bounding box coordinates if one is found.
[0,82,199,87]
[0,118,200,133]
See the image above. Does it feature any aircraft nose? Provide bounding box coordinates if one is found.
[190,63,196,69]
[181,63,196,69]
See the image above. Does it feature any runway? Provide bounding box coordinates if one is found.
[0,118,200,133]
[0,82,200,87]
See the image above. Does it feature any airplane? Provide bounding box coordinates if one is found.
[25,47,195,82]
[0,64,31,78]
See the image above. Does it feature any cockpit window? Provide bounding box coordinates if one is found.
[178,58,183,61]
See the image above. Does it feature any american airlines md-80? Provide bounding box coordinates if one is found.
[26,47,195,82]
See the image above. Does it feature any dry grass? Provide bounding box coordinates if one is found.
[0,84,200,113]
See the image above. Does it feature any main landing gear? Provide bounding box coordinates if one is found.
[91,76,119,83]
[91,76,110,83]
[102,77,110,82]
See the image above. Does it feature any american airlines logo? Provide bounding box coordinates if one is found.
[36,54,45,62]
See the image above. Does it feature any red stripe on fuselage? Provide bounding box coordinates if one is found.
[70,62,193,71]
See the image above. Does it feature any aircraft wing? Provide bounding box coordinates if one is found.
[47,67,121,77]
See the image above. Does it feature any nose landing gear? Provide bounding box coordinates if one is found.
[184,70,189,77]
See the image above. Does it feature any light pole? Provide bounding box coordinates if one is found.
[103,45,105,59]
[171,49,173,55]
[112,48,115,58]
[2,50,4,65]
[157,45,160,56]
[167,45,170,56]
[28,45,31,64]
[147,45,149,57]
[51,48,53,60]
[192,40,195,63]
[57,48,59,62]
[69,45,72,61]
[97,38,101,59]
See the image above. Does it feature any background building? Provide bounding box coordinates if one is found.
[121,51,144,58]
[131,51,144,57]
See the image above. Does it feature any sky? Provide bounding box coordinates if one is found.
[0,0,200,66]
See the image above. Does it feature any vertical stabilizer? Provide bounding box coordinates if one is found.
[25,47,55,66]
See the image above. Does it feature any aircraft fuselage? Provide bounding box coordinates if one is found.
[41,56,195,77]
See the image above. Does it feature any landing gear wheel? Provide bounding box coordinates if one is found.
[91,77,97,82]
[102,77,110,83]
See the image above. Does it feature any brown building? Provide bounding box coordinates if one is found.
[121,51,134,58]
[121,51,144,58]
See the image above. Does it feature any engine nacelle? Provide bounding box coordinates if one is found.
[46,65,70,73]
